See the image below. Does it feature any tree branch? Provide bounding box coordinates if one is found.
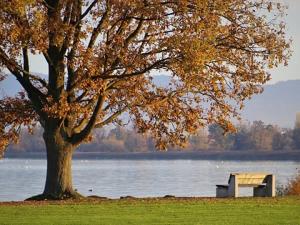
[72,117,88,134]
[101,58,171,83]
[70,94,106,144]
[124,17,144,47]
[22,48,29,75]
[87,1,110,49]
[95,106,128,128]
[79,0,98,21]
[0,48,47,118]
[59,2,75,58]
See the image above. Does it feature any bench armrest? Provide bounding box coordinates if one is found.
[216,185,229,188]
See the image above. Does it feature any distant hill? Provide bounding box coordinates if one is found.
[1,74,300,128]
[241,80,300,128]
[0,75,21,96]
[151,76,300,128]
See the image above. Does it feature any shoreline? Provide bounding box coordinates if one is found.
[4,150,300,161]
[0,196,213,205]
[0,195,297,205]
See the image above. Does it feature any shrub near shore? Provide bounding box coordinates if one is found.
[277,172,300,196]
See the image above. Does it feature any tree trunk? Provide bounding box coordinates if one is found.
[27,128,82,200]
[43,131,74,199]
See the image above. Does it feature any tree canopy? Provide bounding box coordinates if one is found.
[0,0,291,155]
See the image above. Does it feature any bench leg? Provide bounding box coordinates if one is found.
[266,175,275,197]
[254,175,275,197]
[216,186,229,198]
[254,185,266,197]
[228,175,238,197]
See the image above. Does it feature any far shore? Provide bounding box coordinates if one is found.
[4,150,300,161]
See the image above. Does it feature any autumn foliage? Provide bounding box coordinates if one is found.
[277,171,300,196]
[285,172,300,196]
[0,91,36,157]
[0,0,291,153]
[0,0,291,199]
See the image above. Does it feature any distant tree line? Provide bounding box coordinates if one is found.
[7,120,300,153]
[208,121,300,151]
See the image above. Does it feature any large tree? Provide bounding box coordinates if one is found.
[0,0,290,199]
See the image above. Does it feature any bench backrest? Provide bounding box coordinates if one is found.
[228,173,271,187]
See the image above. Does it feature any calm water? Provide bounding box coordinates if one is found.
[0,159,299,201]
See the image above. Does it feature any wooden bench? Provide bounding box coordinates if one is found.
[216,173,275,197]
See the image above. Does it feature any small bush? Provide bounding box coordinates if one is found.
[277,172,300,196]
[285,172,300,196]
[276,183,288,197]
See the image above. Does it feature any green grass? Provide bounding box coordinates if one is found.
[0,197,300,225]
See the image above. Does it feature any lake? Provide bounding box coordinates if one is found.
[0,159,299,201]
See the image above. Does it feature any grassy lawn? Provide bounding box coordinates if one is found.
[0,197,299,225]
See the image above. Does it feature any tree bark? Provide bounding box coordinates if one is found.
[43,130,74,199]
[27,127,82,200]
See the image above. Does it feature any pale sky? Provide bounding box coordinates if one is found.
[267,0,300,83]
